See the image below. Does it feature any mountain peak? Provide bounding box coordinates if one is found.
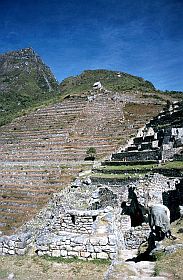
[0,47,60,125]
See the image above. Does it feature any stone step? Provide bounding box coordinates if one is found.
[91,174,139,185]
[112,150,161,161]
[102,160,159,166]
[92,166,154,174]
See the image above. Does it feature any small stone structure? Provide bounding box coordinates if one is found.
[93,81,103,90]
[35,207,124,260]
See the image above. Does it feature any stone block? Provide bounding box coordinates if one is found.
[94,246,102,253]
[60,250,67,257]
[73,246,85,251]
[90,236,100,246]
[17,242,27,249]
[52,250,61,257]
[38,245,49,251]
[56,241,62,246]
[2,248,8,254]
[108,235,116,245]
[8,249,15,255]
[65,240,71,245]
[8,240,15,247]
[102,245,116,253]
[16,248,26,255]
[37,251,44,256]
[80,251,91,258]
[73,236,87,245]
[68,251,79,257]
[99,237,108,246]
[86,244,94,253]
[50,244,57,249]
[65,245,72,251]
[97,252,109,259]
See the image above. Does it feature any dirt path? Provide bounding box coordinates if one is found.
[105,250,168,280]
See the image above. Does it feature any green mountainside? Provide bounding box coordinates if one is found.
[0,48,182,126]
[0,48,60,126]
[60,69,156,95]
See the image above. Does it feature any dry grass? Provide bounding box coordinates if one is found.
[0,255,109,280]
[155,218,183,280]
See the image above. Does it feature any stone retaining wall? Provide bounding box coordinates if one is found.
[0,232,32,256]
[35,233,117,260]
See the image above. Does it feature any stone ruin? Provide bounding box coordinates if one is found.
[93,81,103,90]
[0,100,183,260]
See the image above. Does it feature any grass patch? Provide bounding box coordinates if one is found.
[98,164,157,171]
[160,161,183,169]
[154,218,183,279]
[60,69,156,96]
[91,173,144,179]
[0,254,109,280]
[0,269,9,279]
[41,255,111,265]
[155,249,183,279]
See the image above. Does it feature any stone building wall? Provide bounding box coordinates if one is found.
[124,224,151,249]
[35,207,124,260]
[35,233,117,260]
[53,210,98,234]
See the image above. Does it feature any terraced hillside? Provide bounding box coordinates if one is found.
[91,100,183,189]
[0,87,169,235]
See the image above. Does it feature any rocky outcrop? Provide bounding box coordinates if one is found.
[0,47,59,93]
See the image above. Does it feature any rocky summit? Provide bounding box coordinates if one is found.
[0,47,59,93]
[0,48,59,125]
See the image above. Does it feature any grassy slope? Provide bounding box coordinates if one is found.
[60,69,156,94]
[154,218,183,280]
[1,64,183,126]
[0,255,109,280]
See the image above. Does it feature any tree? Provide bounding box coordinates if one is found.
[85,147,96,161]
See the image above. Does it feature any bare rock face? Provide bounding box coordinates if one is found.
[0,47,59,93]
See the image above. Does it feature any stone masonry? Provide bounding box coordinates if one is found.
[0,101,182,260]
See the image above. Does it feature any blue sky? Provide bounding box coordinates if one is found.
[0,0,183,91]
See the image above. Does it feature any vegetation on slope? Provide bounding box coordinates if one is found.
[0,48,61,126]
[154,218,183,280]
[60,69,156,94]
[0,48,182,127]
[0,255,109,280]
